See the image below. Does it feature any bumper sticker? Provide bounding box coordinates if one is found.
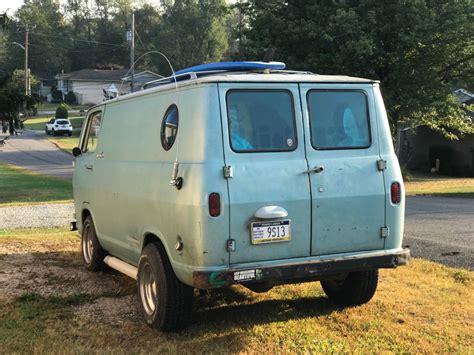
[233,270,256,282]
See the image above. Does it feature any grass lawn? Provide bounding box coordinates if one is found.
[0,228,472,353]
[0,163,72,205]
[24,116,84,130]
[48,136,80,152]
[405,173,474,198]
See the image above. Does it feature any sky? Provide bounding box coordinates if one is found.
[0,0,164,14]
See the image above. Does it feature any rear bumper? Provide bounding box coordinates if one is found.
[192,248,410,289]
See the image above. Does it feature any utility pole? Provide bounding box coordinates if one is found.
[24,24,30,96]
[130,12,135,93]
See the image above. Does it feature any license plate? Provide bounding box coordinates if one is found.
[251,220,291,244]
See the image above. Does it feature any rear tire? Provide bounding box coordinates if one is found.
[68,132,72,136]
[52,129,57,136]
[81,215,106,272]
[137,243,193,331]
[45,128,48,135]
[321,270,378,306]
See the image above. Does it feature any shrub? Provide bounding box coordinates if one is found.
[50,86,63,103]
[65,91,76,105]
[55,104,68,119]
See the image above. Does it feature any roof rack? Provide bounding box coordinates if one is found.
[141,69,315,90]
[142,70,227,90]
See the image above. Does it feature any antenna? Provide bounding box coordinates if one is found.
[117,51,182,189]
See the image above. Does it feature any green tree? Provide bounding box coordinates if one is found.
[0,73,36,135]
[6,0,70,77]
[240,0,474,139]
[156,0,229,72]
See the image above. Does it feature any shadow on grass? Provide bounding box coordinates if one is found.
[191,286,339,331]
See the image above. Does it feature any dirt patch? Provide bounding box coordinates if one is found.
[74,295,142,324]
[0,235,137,324]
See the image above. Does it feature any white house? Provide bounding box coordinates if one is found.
[55,69,162,105]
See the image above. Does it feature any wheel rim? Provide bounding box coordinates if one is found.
[82,224,94,264]
[139,263,157,316]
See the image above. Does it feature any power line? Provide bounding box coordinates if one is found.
[30,31,127,47]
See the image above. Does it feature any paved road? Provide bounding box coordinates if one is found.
[404,196,473,270]
[0,130,73,180]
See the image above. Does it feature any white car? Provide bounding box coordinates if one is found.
[45,118,73,136]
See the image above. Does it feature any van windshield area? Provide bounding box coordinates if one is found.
[307,90,370,150]
[226,90,297,152]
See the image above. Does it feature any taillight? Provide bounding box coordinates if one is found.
[391,182,401,204]
[209,192,220,217]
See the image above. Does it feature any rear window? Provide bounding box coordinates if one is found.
[307,90,370,150]
[226,90,297,152]
[56,120,69,125]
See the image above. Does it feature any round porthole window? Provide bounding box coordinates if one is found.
[161,104,179,150]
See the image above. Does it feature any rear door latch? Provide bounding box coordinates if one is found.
[377,159,387,171]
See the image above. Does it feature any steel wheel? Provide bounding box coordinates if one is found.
[137,242,193,331]
[139,263,158,316]
[82,224,94,264]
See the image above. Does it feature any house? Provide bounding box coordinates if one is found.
[399,89,474,176]
[54,69,162,105]
[37,75,54,99]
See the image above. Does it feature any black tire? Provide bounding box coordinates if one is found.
[52,129,57,136]
[137,243,193,331]
[321,270,379,306]
[81,215,106,272]
[45,128,48,135]
[68,132,72,136]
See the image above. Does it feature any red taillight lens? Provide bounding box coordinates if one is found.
[209,192,220,217]
[391,182,401,204]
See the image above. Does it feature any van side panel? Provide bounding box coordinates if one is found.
[89,85,229,286]
[373,85,405,250]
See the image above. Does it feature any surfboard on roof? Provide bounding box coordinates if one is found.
[174,61,286,75]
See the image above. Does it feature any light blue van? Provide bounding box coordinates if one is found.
[72,62,410,331]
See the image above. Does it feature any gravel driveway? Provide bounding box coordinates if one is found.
[0,203,74,229]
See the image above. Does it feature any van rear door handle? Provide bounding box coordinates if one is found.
[303,165,324,174]
[84,164,93,170]
[255,206,288,219]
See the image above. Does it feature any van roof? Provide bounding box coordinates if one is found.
[192,71,377,84]
[89,71,378,111]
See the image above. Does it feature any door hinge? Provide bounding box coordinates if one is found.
[380,226,389,238]
[377,159,387,171]
[227,239,236,252]
[223,165,233,179]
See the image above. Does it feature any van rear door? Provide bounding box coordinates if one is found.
[300,85,386,255]
[218,84,311,264]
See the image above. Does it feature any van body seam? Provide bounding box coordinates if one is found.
[216,83,231,266]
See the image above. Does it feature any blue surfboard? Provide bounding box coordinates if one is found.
[174,61,286,75]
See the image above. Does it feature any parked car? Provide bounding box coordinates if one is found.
[72,61,410,331]
[45,118,73,136]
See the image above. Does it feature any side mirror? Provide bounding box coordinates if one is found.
[72,147,82,157]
